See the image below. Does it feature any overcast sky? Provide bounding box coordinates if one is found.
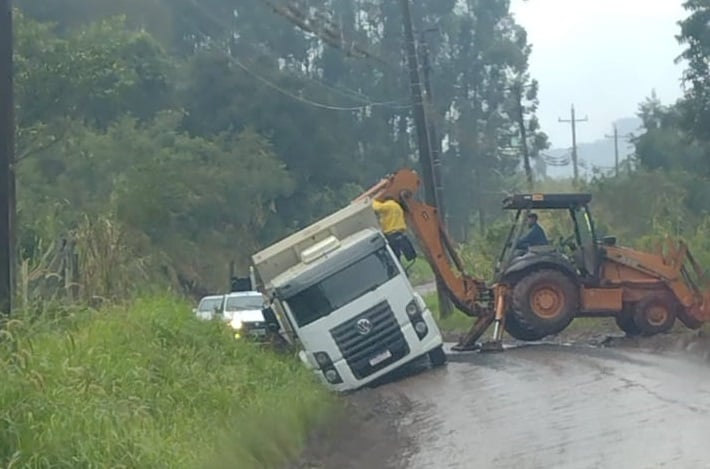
[509,0,687,148]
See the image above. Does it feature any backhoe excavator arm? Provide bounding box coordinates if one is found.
[356,169,502,352]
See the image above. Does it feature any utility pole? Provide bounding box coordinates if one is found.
[400,0,452,317]
[419,30,446,228]
[400,0,435,206]
[605,124,634,178]
[0,0,13,315]
[512,83,534,190]
[558,104,588,185]
[604,124,620,177]
[419,28,453,318]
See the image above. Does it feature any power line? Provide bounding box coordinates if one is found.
[258,0,395,69]
[231,56,400,111]
[185,0,411,112]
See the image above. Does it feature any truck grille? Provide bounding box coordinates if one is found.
[330,301,409,379]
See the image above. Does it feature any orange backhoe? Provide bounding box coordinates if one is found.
[357,168,710,352]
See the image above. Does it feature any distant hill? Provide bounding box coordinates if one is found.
[542,117,643,179]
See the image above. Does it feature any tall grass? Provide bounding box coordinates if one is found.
[0,296,335,468]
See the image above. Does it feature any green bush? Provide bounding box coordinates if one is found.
[0,296,335,468]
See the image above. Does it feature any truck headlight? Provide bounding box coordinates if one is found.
[406,299,420,317]
[414,321,428,337]
[324,368,342,384]
[313,351,332,368]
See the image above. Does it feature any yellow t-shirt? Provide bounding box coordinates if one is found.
[372,199,407,234]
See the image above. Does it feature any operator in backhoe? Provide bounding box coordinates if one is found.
[515,213,549,250]
[372,195,417,264]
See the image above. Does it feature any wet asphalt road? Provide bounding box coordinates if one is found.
[383,342,710,469]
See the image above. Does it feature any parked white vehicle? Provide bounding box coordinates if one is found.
[252,198,445,392]
[222,291,268,339]
[194,294,225,320]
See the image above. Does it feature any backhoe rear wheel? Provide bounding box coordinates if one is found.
[505,269,579,341]
[633,295,677,336]
[615,311,641,337]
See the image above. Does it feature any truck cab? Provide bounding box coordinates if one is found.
[252,199,445,392]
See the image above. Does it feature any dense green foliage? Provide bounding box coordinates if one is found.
[13,0,548,298]
[0,296,333,468]
[5,0,710,466]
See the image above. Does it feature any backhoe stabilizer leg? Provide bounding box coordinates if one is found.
[452,315,495,352]
[476,285,508,353]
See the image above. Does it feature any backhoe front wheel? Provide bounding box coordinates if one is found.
[633,295,677,336]
[505,269,579,341]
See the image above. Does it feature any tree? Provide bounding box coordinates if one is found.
[676,0,710,142]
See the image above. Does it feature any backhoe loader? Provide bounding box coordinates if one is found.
[357,168,710,351]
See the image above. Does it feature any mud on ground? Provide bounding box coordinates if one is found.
[285,388,414,469]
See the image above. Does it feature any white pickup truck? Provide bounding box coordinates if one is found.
[251,198,445,392]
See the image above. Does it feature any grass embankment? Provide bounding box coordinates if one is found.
[0,296,334,468]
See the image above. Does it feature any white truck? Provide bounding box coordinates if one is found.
[251,197,445,392]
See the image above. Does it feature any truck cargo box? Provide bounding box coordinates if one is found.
[252,198,379,286]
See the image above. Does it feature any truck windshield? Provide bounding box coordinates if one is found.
[285,248,399,327]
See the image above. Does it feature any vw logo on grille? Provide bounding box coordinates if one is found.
[356,318,373,335]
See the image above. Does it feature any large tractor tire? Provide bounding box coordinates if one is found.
[505,269,579,341]
[614,311,642,337]
[633,294,677,336]
[504,313,544,341]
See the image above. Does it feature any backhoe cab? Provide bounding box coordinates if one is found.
[494,193,605,341]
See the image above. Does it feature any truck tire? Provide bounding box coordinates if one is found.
[506,269,579,341]
[615,312,641,337]
[633,295,677,336]
[428,345,447,367]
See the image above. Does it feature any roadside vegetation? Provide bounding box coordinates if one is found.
[4,0,710,467]
[0,296,334,468]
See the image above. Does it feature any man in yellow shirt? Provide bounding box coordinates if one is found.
[372,195,417,264]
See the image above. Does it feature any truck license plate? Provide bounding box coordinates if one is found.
[369,350,392,366]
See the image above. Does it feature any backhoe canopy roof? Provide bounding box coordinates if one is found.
[502,193,592,210]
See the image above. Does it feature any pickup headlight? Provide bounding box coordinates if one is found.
[229,319,243,331]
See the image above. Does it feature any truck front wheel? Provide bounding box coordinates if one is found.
[505,269,579,341]
[428,345,447,367]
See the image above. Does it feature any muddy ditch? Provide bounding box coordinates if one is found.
[285,389,414,469]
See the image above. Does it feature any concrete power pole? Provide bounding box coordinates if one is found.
[605,124,620,177]
[419,29,453,318]
[605,124,635,177]
[0,0,13,315]
[400,0,452,317]
[558,104,588,185]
